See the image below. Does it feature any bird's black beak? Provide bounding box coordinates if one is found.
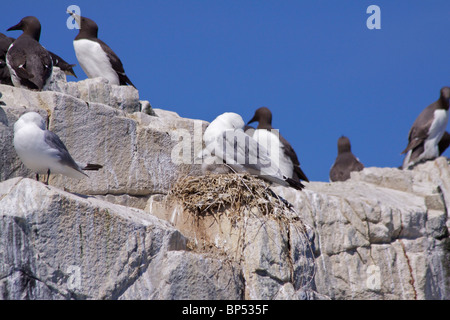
[7,21,23,32]
[67,10,79,20]
[247,116,257,125]
[67,10,81,29]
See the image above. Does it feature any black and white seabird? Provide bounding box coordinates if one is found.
[1,32,76,83]
[6,16,53,90]
[409,130,450,161]
[247,107,309,184]
[69,12,136,88]
[401,87,450,169]
[14,112,103,185]
[0,33,15,85]
[199,112,305,190]
[329,136,364,182]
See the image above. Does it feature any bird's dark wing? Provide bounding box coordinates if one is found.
[7,37,52,90]
[438,131,450,155]
[7,45,33,79]
[0,62,12,85]
[28,51,53,89]
[0,33,14,59]
[330,153,364,182]
[279,134,309,182]
[97,39,136,88]
[401,104,436,154]
[48,50,77,77]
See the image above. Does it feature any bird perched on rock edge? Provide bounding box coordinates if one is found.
[329,136,364,182]
[14,112,102,185]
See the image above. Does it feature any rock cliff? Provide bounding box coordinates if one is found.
[0,68,448,299]
[273,158,450,300]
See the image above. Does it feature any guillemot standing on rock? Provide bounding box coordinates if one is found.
[1,32,76,82]
[6,16,53,90]
[401,87,450,169]
[329,136,364,182]
[247,107,309,184]
[69,12,136,88]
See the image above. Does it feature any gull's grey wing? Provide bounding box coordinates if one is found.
[218,130,275,172]
[203,129,304,189]
[44,130,86,175]
[210,129,292,187]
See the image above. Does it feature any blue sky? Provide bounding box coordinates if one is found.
[3,1,450,182]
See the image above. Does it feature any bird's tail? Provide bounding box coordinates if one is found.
[82,163,103,171]
[119,74,137,89]
[285,177,305,191]
[294,165,309,182]
[66,65,77,78]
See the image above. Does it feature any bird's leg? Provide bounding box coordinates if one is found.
[45,169,50,185]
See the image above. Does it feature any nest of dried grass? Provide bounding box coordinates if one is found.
[168,173,316,289]
[168,173,300,223]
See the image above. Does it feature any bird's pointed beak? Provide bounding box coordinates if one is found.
[67,10,81,28]
[247,116,257,125]
[67,9,77,17]
[7,21,22,32]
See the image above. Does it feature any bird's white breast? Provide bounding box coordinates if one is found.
[13,124,54,173]
[73,39,119,85]
[422,109,449,160]
[428,109,448,140]
[14,123,86,179]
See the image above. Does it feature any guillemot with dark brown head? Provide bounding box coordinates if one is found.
[6,16,53,90]
[402,87,450,169]
[329,136,364,182]
[69,12,136,88]
[247,107,309,185]
[199,112,305,190]
[1,32,76,82]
